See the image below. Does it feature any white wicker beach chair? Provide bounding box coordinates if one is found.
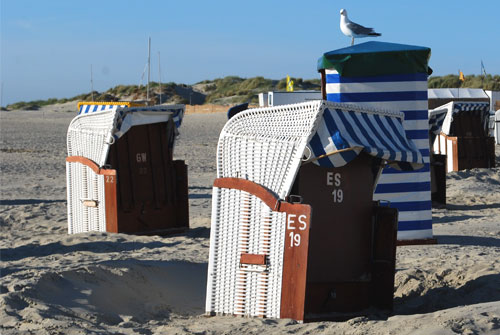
[206,100,423,321]
[430,101,494,172]
[66,104,186,234]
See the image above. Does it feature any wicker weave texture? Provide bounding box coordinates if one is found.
[206,101,324,318]
[67,109,118,167]
[66,161,107,234]
[217,101,324,198]
[206,187,286,318]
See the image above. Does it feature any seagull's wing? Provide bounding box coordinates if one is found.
[346,21,377,35]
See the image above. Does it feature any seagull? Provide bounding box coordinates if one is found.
[340,9,381,46]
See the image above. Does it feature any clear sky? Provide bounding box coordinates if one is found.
[1,0,499,106]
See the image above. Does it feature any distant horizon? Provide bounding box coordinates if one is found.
[2,0,499,106]
[3,70,499,106]
[4,73,499,109]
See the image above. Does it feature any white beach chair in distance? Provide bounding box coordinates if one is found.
[66,103,188,235]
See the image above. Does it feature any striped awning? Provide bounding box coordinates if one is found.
[308,104,424,170]
[68,104,185,167]
[76,103,184,139]
[428,108,448,144]
[440,101,490,136]
[78,104,126,115]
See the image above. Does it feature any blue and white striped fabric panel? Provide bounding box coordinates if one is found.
[429,110,447,135]
[428,109,447,144]
[325,69,432,239]
[309,107,423,169]
[172,108,184,128]
[78,104,124,115]
[453,102,489,113]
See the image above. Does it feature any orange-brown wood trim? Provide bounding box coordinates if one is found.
[440,134,459,171]
[280,204,311,322]
[240,253,266,265]
[213,177,282,211]
[66,156,117,176]
[451,138,459,171]
[214,177,312,321]
[67,156,118,232]
[104,174,118,233]
[320,69,327,100]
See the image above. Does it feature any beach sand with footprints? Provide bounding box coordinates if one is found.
[1,105,499,334]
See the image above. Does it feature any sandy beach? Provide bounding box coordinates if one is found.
[1,105,499,334]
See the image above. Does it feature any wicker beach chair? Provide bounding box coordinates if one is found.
[206,100,423,321]
[66,104,187,234]
[431,102,495,172]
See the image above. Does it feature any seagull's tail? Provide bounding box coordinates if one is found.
[369,32,381,36]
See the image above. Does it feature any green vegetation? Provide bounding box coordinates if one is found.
[4,74,499,110]
[428,74,500,90]
[202,76,321,104]
[6,98,70,110]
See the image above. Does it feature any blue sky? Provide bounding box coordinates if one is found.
[1,0,499,106]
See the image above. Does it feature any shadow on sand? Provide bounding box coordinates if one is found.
[394,273,500,315]
[1,240,182,262]
[434,234,500,247]
[0,199,66,206]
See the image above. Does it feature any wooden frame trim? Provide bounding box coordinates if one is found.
[214,176,311,322]
[438,134,459,172]
[240,253,267,265]
[213,177,282,211]
[66,156,116,176]
[66,155,118,232]
[320,69,327,100]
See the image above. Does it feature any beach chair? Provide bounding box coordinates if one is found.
[66,103,188,234]
[205,100,423,321]
[428,108,448,205]
[227,103,249,119]
[431,102,495,172]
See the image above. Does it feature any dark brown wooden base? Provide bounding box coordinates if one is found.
[106,122,189,235]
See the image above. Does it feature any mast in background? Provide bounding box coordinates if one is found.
[147,37,151,105]
[158,51,162,104]
[90,64,94,101]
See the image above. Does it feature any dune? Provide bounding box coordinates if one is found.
[0,107,499,334]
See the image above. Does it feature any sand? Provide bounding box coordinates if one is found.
[1,106,499,334]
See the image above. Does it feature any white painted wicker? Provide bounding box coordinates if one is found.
[67,108,118,168]
[206,101,324,318]
[66,104,185,234]
[66,161,107,234]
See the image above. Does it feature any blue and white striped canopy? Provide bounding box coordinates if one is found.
[75,103,185,140]
[440,101,490,136]
[428,108,448,144]
[78,104,184,130]
[78,104,125,115]
[308,106,424,170]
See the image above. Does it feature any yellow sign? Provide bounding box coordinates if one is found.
[286,75,294,92]
[459,71,465,82]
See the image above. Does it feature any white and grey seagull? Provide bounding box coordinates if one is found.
[340,9,381,46]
